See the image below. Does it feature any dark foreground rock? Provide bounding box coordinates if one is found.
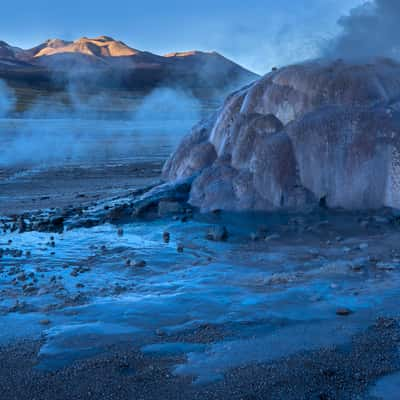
[163,58,400,212]
[1,178,193,233]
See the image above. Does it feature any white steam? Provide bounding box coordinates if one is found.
[0,80,16,118]
[323,0,400,60]
[0,82,203,167]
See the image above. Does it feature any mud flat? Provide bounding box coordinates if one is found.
[0,160,163,215]
[1,190,400,398]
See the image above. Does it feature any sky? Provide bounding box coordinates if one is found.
[1,0,364,74]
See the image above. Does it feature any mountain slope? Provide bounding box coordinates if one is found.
[0,36,258,92]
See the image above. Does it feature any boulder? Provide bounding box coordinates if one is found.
[163,58,400,212]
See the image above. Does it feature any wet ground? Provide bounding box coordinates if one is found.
[1,205,400,399]
[1,102,400,398]
[0,90,218,215]
[0,116,194,215]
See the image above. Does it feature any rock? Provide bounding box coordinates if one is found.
[18,217,27,233]
[17,273,27,281]
[163,59,400,212]
[11,249,23,258]
[23,285,37,294]
[39,319,51,325]
[177,244,184,253]
[134,260,146,268]
[163,231,170,243]
[206,225,229,241]
[336,308,353,316]
[351,263,365,272]
[37,216,64,233]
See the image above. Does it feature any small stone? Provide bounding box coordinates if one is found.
[336,308,353,316]
[23,286,37,294]
[163,232,170,243]
[134,260,146,268]
[369,255,380,264]
[351,264,364,272]
[17,273,27,281]
[177,244,184,253]
[206,226,229,242]
[126,259,131,266]
[39,319,51,325]
[18,217,27,233]
[117,228,124,237]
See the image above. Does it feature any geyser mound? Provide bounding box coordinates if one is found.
[163,58,400,212]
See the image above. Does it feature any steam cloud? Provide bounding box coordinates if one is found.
[0,78,202,167]
[324,0,400,60]
[0,79,15,118]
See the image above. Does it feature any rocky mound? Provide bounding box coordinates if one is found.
[163,58,400,212]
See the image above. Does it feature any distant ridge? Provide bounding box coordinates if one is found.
[0,36,258,92]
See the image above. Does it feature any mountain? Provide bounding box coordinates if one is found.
[0,41,31,67]
[0,36,258,92]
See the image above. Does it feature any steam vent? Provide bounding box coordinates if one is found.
[163,58,400,212]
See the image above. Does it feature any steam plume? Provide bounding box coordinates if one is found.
[0,80,15,118]
[324,0,400,60]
